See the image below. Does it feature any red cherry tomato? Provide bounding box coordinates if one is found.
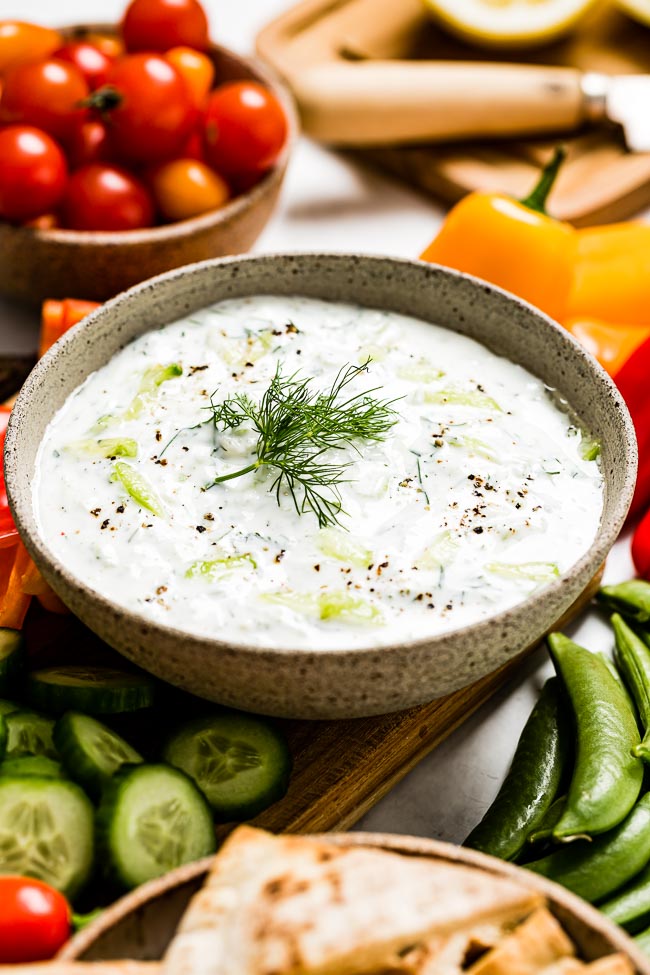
[68,117,111,167]
[632,509,650,580]
[203,82,287,177]
[0,57,89,143]
[53,41,114,90]
[0,125,68,222]
[94,54,196,164]
[63,164,154,231]
[122,0,209,52]
[0,876,71,963]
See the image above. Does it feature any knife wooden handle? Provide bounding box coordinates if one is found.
[293,61,585,144]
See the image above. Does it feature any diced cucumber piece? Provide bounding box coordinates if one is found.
[0,756,66,779]
[26,665,156,715]
[0,630,23,694]
[317,528,372,568]
[96,764,216,890]
[54,712,142,799]
[111,462,164,517]
[6,711,57,760]
[162,711,292,821]
[0,776,94,899]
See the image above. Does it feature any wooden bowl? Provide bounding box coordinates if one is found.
[60,832,650,971]
[0,31,298,307]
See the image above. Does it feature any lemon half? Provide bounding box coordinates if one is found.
[423,0,598,48]
[615,0,650,26]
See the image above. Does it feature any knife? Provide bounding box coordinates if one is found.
[282,61,650,150]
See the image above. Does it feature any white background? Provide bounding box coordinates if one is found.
[0,0,636,843]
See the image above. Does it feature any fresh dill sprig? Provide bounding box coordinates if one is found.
[204,359,400,528]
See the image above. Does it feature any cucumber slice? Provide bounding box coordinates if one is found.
[0,699,20,720]
[6,710,57,760]
[0,630,23,693]
[54,712,143,799]
[0,756,66,779]
[0,776,94,899]
[26,665,156,715]
[162,711,292,821]
[96,763,216,890]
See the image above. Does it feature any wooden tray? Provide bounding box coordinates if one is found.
[257,0,650,225]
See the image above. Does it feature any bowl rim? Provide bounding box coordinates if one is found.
[0,34,298,245]
[59,830,650,972]
[4,251,637,661]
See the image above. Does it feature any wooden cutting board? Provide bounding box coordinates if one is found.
[257,0,650,225]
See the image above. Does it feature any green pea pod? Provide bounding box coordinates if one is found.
[548,632,643,839]
[600,861,650,930]
[598,651,637,718]
[111,462,164,517]
[464,678,570,861]
[598,580,650,624]
[526,795,567,847]
[612,614,650,760]
[526,792,650,903]
[635,925,650,957]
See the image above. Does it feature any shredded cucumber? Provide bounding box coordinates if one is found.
[262,589,382,625]
[448,435,496,461]
[486,561,560,583]
[317,528,372,568]
[416,531,460,571]
[111,462,164,517]
[580,437,601,462]
[186,553,257,581]
[125,363,182,419]
[424,388,501,411]
[397,359,444,383]
[66,438,138,459]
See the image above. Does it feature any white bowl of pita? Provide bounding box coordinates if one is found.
[59,827,648,974]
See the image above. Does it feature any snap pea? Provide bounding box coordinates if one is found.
[526,795,567,847]
[464,678,570,861]
[548,632,643,839]
[598,651,637,717]
[599,580,650,624]
[611,614,650,761]
[635,925,650,957]
[526,791,650,903]
[600,862,650,930]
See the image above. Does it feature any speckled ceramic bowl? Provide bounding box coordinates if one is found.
[4,254,637,719]
[60,832,650,972]
[0,31,297,306]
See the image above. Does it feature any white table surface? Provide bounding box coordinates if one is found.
[0,0,637,845]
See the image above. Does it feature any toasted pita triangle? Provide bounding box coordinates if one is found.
[163,827,542,975]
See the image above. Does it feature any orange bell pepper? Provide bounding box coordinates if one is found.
[567,223,650,328]
[420,148,575,324]
[39,299,100,358]
[564,317,650,378]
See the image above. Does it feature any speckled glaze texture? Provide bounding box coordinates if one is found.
[60,832,650,973]
[0,40,297,306]
[5,254,637,719]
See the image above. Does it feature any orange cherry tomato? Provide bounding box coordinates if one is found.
[24,213,60,230]
[0,22,62,75]
[166,46,214,107]
[148,157,229,221]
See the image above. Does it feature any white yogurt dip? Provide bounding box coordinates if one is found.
[33,295,604,649]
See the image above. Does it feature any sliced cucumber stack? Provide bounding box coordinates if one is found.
[0,630,23,693]
[5,710,57,760]
[0,776,94,898]
[55,712,142,799]
[162,711,292,821]
[0,755,66,779]
[97,764,216,890]
[26,665,156,715]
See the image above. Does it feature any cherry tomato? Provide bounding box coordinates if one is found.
[53,41,114,90]
[0,58,88,143]
[181,128,206,161]
[149,157,229,221]
[94,54,196,164]
[203,82,287,177]
[83,32,125,60]
[0,125,68,222]
[633,509,650,579]
[166,46,214,107]
[68,117,111,167]
[122,0,209,53]
[63,164,154,231]
[0,22,62,75]
[24,213,60,229]
[0,876,71,963]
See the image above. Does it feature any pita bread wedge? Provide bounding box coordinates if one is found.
[467,907,575,975]
[163,827,541,975]
[0,965,159,974]
[583,957,635,975]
